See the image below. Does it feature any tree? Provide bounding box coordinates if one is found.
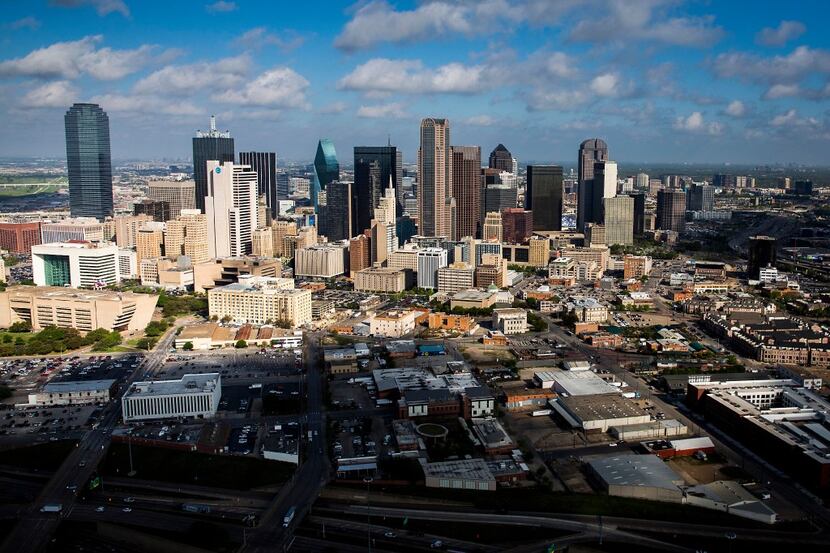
[136,337,157,350]
[235,340,247,349]
[183,341,194,351]
[8,321,31,333]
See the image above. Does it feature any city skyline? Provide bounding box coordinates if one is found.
[0,1,828,164]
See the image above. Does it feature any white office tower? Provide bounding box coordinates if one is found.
[417,247,448,289]
[205,161,259,258]
[32,242,120,288]
[375,177,398,251]
[636,173,649,190]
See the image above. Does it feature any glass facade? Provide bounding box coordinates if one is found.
[526,165,564,231]
[65,103,113,220]
[43,255,70,286]
[192,125,234,213]
[239,152,277,219]
[312,139,339,212]
[354,146,403,234]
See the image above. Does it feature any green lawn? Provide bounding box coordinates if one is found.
[101,443,295,490]
[0,184,62,197]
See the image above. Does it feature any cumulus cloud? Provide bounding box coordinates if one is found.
[590,73,620,97]
[763,83,801,100]
[6,16,40,30]
[725,100,745,117]
[713,46,830,84]
[20,80,79,108]
[90,93,202,115]
[338,58,486,94]
[464,115,497,126]
[673,111,723,134]
[0,35,164,80]
[770,109,818,128]
[526,89,588,111]
[206,1,237,13]
[756,20,806,47]
[51,0,130,17]
[133,54,250,96]
[356,102,407,119]
[235,27,305,53]
[213,67,310,109]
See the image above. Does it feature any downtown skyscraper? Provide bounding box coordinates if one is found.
[239,151,277,220]
[418,118,452,238]
[354,145,402,235]
[204,161,258,258]
[64,103,113,220]
[193,116,234,213]
[577,138,608,232]
[451,145,481,240]
[488,144,514,173]
[312,138,339,212]
[525,165,564,232]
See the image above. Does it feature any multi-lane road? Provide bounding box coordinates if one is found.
[0,330,176,553]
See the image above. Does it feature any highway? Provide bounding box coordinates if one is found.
[0,330,177,553]
[242,330,329,552]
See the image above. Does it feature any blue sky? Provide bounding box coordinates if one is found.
[1,0,829,165]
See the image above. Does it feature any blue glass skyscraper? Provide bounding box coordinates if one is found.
[312,138,339,212]
[64,103,113,220]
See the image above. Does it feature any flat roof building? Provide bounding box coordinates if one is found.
[552,394,649,432]
[122,373,222,422]
[32,241,120,288]
[208,276,311,327]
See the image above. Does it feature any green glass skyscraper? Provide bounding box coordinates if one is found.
[65,103,113,220]
[312,138,339,212]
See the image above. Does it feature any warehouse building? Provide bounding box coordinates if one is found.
[122,373,221,422]
[420,458,497,492]
[534,369,620,396]
[551,394,650,432]
[587,453,684,502]
[27,379,117,406]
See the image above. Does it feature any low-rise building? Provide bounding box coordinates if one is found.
[369,310,418,338]
[623,255,652,279]
[26,379,117,406]
[208,275,311,327]
[420,458,497,492]
[493,308,527,335]
[354,267,408,293]
[450,288,498,310]
[427,312,477,333]
[294,241,350,278]
[122,373,222,422]
[551,394,649,432]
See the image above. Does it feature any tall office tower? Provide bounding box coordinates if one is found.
[416,247,448,289]
[636,173,649,190]
[136,223,165,265]
[584,223,606,247]
[114,214,152,248]
[590,161,618,227]
[656,189,686,233]
[396,214,417,246]
[349,234,371,278]
[418,118,452,237]
[65,103,113,220]
[525,165,564,232]
[165,209,209,264]
[323,181,353,242]
[133,199,171,223]
[276,170,290,201]
[748,236,777,279]
[354,145,403,232]
[482,211,503,243]
[482,183,518,229]
[374,178,399,250]
[251,227,274,257]
[629,193,646,236]
[686,183,714,212]
[794,180,814,195]
[193,115,234,213]
[778,176,792,190]
[712,174,736,189]
[528,235,550,267]
[271,220,297,257]
[502,208,533,244]
[577,138,608,231]
[148,180,196,218]
[239,152,277,219]
[488,143,514,173]
[450,146,481,240]
[312,139,339,213]
[603,195,634,246]
[204,161,259,258]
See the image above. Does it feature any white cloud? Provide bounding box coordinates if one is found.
[20,80,79,108]
[673,111,723,134]
[763,84,801,100]
[544,52,576,78]
[213,67,310,109]
[464,115,497,126]
[338,58,486,94]
[51,0,130,17]
[133,55,250,96]
[0,35,161,80]
[206,1,237,13]
[90,93,202,115]
[713,46,830,84]
[725,100,745,117]
[356,102,407,119]
[526,89,588,111]
[6,16,40,30]
[235,27,305,52]
[590,73,619,97]
[770,109,818,128]
[756,20,806,47]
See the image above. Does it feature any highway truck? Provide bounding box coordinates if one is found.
[181,503,211,514]
[39,504,62,514]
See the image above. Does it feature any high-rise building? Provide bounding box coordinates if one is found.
[488,144,514,173]
[165,209,209,264]
[656,189,686,233]
[686,183,714,212]
[133,200,171,223]
[482,183,518,231]
[276,170,290,200]
[113,214,151,249]
[270,220,297,258]
[603,195,634,246]
[451,146,481,240]
[65,103,113,220]
[712,174,735,189]
[748,236,777,279]
[526,165,563,231]
[635,173,649,190]
[418,118,451,237]
[204,161,259,258]
[295,242,349,278]
[482,212,503,243]
[629,193,646,236]
[417,247,448,289]
[354,145,402,232]
[252,227,274,257]
[590,161,618,228]
[208,277,312,327]
[193,115,234,213]
[437,262,475,294]
[502,208,533,244]
[577,138,608,231]
[239,152,277,219]
[32,241,120,288]
[584,224,606,247]
[349,234,371,278]
[312,139,339,213]
[528,236,550,267]
[0,222,42,254]
[323,181,353,242]
[136,223,165,265]
[148,180,197,219]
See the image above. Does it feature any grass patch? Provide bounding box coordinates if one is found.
[0,184,61,197]
[0,439,79,471]
[101,443,294,490]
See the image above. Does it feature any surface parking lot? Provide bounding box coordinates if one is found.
[227,423,260,455]
[154,351,302,382]
[0,404,98,438]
